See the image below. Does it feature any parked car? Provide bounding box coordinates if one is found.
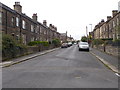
[78,42,89,51]
[68,42,72,47]
[74,43,77,45]
[61,43,68,48]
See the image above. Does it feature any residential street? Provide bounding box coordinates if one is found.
[2,45,118,88]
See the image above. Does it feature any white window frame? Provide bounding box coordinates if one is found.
[11,17,14,26]
[22,20,26,29]
[31,37,35,41]
[113,21,115,28]
[16,17,19,27]
[31,25,34,32]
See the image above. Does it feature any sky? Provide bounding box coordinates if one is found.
[0,0,120,40]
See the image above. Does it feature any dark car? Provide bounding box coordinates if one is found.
[61,43,68,48]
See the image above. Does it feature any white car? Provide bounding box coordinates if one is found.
[78,42,89,51]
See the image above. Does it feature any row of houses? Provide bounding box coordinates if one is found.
[91,10,120,41]
[0,2,72,44]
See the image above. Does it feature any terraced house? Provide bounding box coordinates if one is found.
[93,10,120,40]
[0,2,61,45]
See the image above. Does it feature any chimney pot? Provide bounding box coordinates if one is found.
[107,16,112,21]
[43,20,47,26]
[112,10,118,17]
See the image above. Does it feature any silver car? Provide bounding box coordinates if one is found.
[78,42,89,51]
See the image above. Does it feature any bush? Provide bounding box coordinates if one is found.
[2,34,27,61]
[52,39,61,47]
[92,39,104,45]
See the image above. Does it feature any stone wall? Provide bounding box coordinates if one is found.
[2,44,56,61]
[94,45,119,57]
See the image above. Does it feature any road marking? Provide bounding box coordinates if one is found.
[115,73,120,77]
[75,76,81,79]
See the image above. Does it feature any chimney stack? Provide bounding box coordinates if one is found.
[101,19,105,23]
[112,10,118,17]
[49,24,52,29]
[43,20,47,26]
[14,2,22,13]
[32,13,37,21]
[107,16,112,21]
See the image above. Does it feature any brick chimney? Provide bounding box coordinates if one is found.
[107,16,112,21]
[43,20,47,26]
[112,10,118,17]
[14,2,22,13]
[32,13,37,21]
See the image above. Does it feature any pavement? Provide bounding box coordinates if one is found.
[1,46,119,74]
[90,48,119,74]
[0,47,60,68]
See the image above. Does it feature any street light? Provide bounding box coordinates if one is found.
[89,24,92,32]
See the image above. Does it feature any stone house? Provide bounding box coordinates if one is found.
[0,2,61,44]
[93,10,120,40]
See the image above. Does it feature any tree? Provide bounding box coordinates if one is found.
[81,36,88,42]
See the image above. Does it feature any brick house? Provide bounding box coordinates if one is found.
[0,2,61,44]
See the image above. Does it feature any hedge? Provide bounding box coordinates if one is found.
[28,41,49,46]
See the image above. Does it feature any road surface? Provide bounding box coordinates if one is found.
[2,45,118,88]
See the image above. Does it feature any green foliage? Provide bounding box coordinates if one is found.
[2,34,27,60]
[28,41,49,46]
[92,39,104,45]
[81,36,88,42]
[52,39,61,47]
[72,41,75,44]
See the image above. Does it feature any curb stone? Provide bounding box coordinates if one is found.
[90,52,119,73]
[1,48,60,68]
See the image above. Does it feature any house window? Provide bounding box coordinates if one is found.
[36,26,39,33]
[22,34,26,45]
[22,20,26,29]
[16,17,19,27]
[31,37,35,41]
[31,25,34,32]
[40,27,42,33]
[113,21,115,28]
[117,18,119,25]
[0,12,2,24]
[11,17,14,27]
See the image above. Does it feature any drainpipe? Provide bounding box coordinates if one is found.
[5,11,7,34]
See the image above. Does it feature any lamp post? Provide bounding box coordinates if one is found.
[89,24,92,32]
[89,24,93,47]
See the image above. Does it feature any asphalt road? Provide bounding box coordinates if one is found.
[2,45,118,88]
